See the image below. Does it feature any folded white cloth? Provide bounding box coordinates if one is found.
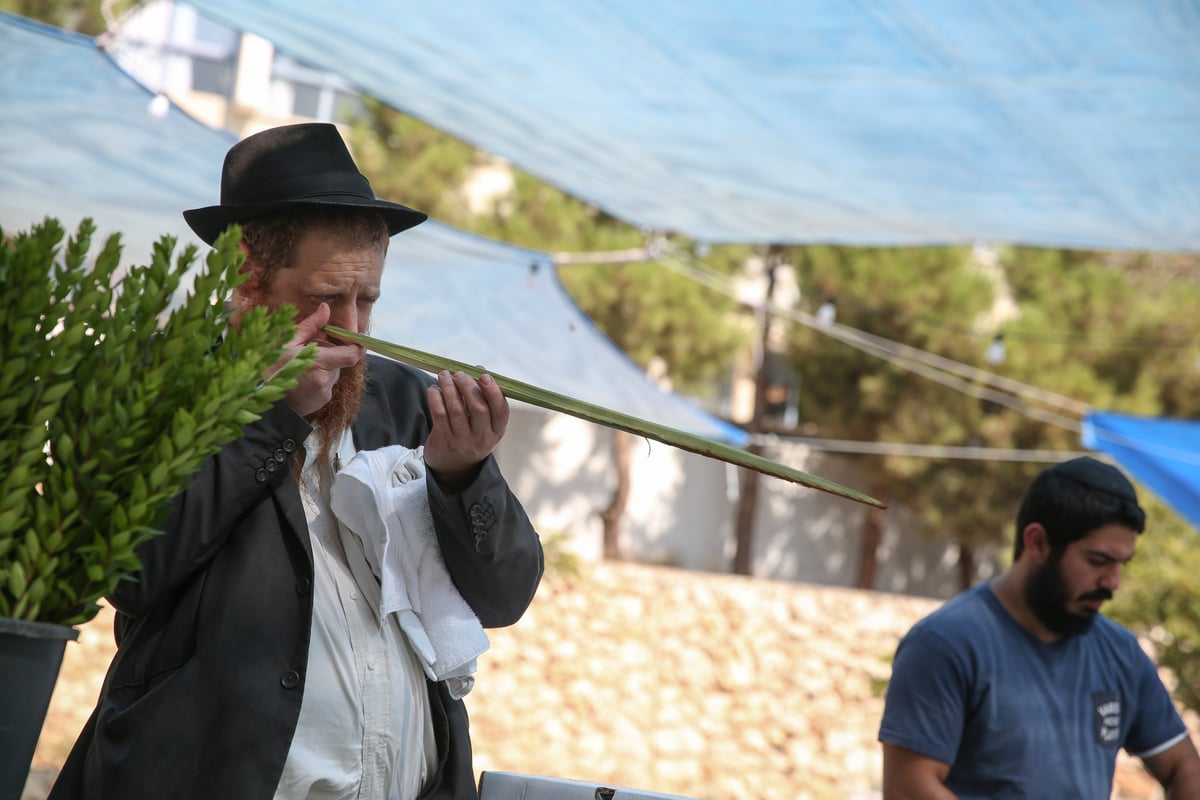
[329,445,489,698]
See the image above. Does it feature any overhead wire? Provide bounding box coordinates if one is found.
[752,434,1092,462]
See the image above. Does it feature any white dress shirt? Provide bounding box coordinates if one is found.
[274,430,436,800]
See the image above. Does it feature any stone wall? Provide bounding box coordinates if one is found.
[27,562,1191,799]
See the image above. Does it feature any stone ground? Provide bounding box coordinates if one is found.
[25,561,1190,799]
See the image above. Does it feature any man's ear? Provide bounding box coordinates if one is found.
[230,243,266,315]
[236,241,263,290]
[236,240,258,275]
[1021,522,1050,562]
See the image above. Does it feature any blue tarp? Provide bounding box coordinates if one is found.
[183,0,1200,252]
[0,13,746,444]
[1082,412,1200,531]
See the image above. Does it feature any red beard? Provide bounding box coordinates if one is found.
[233,277,369,470]
[307,357,367,468]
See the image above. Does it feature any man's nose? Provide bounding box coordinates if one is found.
[1098,564,1121,593]
[327,302,360,334]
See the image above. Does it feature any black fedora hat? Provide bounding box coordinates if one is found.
[183,122,427,245]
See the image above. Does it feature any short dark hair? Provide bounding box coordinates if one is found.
[1012,457,1145,561]
[240,205,389,288]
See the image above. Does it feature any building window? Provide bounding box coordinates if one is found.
[191,54,236,96]
[290,83,322,118]
[271,52,361,122]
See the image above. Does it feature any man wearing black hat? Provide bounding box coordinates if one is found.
[50,123,543,800]
[879,457,1200,798]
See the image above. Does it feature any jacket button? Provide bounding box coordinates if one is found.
[295,576,312,595]
[282,438,297,453]
[265,458,278,473]
[274,448,286,463]
[255,468,268,483]
[281,670,301,689]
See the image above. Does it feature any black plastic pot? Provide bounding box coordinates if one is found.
[0,617,78,800]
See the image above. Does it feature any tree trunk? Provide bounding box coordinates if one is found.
[732,452,764,575]
[856,494,887,590]
[600,429,632,560]
[958,544,976,592]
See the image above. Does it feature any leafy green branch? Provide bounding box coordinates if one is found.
[0,219,314,626]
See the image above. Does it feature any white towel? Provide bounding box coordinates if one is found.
[329,445,489,698]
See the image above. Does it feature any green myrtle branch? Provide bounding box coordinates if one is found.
[0,220,314,625]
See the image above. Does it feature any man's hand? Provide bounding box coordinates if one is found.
[424,369,509,492]
[271,303,364,418]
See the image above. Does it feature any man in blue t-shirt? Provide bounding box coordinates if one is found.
[879,457,1200,798]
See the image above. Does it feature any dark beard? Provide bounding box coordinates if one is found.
[306,357,367,468]
[1025,553,1109,639]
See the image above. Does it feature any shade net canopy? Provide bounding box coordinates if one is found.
[0,13,746,445]
[1083,412,1200,531]
[182,0,1200,252]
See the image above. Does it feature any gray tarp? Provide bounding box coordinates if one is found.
[183,0,1200,251]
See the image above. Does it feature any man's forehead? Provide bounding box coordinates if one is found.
[1072,524,1139,558]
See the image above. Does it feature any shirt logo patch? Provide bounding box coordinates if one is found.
[1093,691,1121,746]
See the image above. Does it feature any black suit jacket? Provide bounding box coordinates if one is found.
[50,355,543,800]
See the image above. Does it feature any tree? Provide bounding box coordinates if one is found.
[926,249,1200,581]
[1000,248,1200,420]
[783,244,1000,587]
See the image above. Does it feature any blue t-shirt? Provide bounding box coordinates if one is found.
[879,584,1187,798]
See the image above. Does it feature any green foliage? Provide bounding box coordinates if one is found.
[1001,248,1200,420]
[923,249,1200,550]
[0,218,314,626]
[0,0,141,36]
[555,254,746,396]
[348,100,478,227]
[539,530,582,582]
[786,244,1009,513]
[869,651,895,698]
[1108,496,1200,713]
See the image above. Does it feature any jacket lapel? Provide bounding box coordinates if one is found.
[352,358,389,452]
[274,474,313,564]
